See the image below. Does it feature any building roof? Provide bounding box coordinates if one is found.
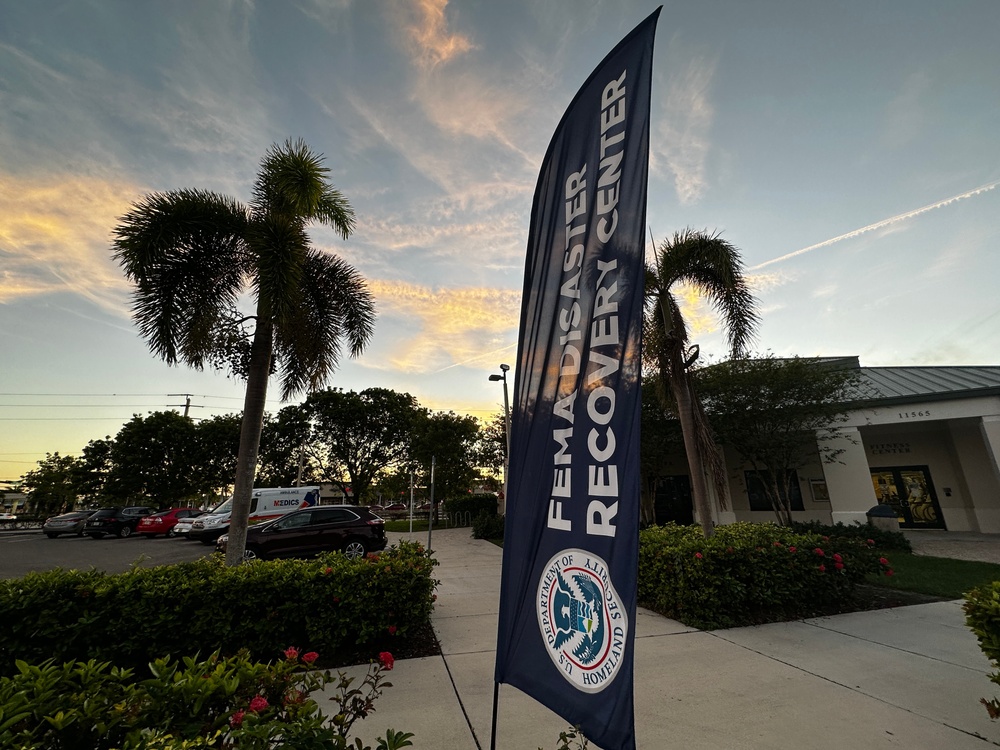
[853,364,1000,406]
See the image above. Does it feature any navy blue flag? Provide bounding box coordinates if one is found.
[495,8,659,750]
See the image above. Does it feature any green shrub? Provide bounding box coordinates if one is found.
[0,649,413,749]
[963,582,1000,719]
[0,541,437,676]
[445,495,498,519]
[638,522,893,629]
[790,519,912,553]
[472,512,505,540]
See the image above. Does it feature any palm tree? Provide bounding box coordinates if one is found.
[645,229,758,536]
[112,138,375,565]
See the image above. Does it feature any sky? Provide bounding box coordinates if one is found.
[2,0,999,482]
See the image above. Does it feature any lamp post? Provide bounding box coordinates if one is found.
[489,363,511,515]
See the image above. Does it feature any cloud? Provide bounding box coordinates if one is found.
[366,279,521,373]
[400,0,475,69]
[653,49,716,205]
[0,173,139,314]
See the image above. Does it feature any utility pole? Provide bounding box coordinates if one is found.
[167,393,197,418]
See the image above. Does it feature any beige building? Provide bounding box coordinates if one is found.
[653,359,1000,534]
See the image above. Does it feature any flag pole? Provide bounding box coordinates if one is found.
[489,681,500,750]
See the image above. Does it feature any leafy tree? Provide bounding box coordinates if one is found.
[191,413,243,500]
[411,410,481,502]
[102,411,200,506]
[645,229,758,536]
[112,139,375,565]
[77,438,113,503]
[303,388,422,504]
[20,453,84,516]
[475,411,507,480]
[696,354,862,525]
[257,406,314,488]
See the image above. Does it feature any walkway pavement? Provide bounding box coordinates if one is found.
[330,528,999,749]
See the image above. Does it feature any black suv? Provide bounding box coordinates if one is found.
[85,506,154,538]
[216,506,386,561]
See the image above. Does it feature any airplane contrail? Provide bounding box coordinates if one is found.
[432,342,518,374]
[752,179,1000,271]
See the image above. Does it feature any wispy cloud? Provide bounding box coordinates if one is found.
[401,0,475,69]
[366,279,521,373]
[653,47,716,205]
[0,173,138,314]
[753,180,1000,270]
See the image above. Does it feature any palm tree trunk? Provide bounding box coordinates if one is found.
[225,314,273,567]
[671,368,715,537]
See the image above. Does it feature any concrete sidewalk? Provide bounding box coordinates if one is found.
[334,528,999,749]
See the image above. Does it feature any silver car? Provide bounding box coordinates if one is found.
[42,510,95,538]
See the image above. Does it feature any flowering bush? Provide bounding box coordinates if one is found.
[0,649,413,749]
[638,522,893,629]
[963,582,1000,720]
[0,540,437,675]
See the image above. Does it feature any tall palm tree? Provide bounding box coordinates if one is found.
[112,138,375,565]
[645,229,758,536]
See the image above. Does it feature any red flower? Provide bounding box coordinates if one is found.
[230,709,245,728]
[379,651,395,670]
[694,552,703,559]
[388,625,398,635]
[814,548,825,557]
[866,539,875,546]
[885,569,895,577]
[833,553,842,563]
[818,564,826,572]
[432,594,438,601]
[835,562,844,570]
[249,695,269,713]
[773,541,783,547]
[284,646,299,661]
[879,557,889,565]
[333,597,340,603]
[302,651,319,665]
[822,536,829,541]
[726,546,734,554]
[324,567,333,575]
[788,546,797,553]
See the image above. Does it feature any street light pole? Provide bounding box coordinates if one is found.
[489,364,511,515]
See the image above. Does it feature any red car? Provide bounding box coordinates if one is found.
[137,508,205,538]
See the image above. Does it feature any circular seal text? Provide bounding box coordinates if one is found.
[536,548,628,693]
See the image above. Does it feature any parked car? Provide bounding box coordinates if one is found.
[382,502,408,513]
[189,486,320,545]
[137,508,205,538]
[0,512,17,521]
[42,510,94,538]
[172,515,200,538]
[216,506,386,561]
[85,506,154,538]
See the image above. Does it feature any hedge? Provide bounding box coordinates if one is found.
[0,540,437,676]
[964,581,1000,719]
[444,495,497,518]
[637,522,893,629]
[790,519,913,553]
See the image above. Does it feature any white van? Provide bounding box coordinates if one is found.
[188,486,320,544]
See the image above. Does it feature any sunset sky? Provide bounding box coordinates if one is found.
[2,0,999,481]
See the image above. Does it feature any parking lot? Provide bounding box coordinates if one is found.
[0,529,216,579]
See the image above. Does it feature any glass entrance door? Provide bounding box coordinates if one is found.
[870,466,945,529]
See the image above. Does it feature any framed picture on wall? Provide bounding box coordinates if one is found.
[810,479,830,503]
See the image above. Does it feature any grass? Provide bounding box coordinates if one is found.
[869,553,1000,599]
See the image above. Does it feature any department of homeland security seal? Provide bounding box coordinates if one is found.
[536,548,628,693]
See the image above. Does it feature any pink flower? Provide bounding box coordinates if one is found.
[302,651,319,665]
[835,562,844,570]
[388,625,398,635]
[788,546,797,553]
[694,552,703,559]
[379,651,395,670]
[284,646,299,661]
[879,557,889,565]
[885,569,895,577]
[818,564,826,573]
[249,695,269,713]
[230,709,245,728]
[814,548,825,557]
[833,553,843,563]
[866,539,875,546]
